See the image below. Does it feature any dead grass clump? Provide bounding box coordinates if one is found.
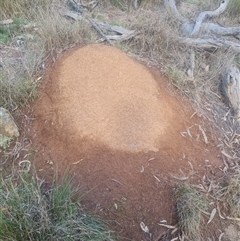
[107,0,129,10]
[127,8,180,61]
[0,42,43,110]
[174,183,208,240]
[102,0,161,11]
[36,9,94,52]
[35,8,93,54]
[0,74,38,111]
[218,169,240,218]
[1,3,93,111]
[0,0,51,19]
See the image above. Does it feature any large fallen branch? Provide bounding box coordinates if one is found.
[164,0,240,50]
[190,0,229,36]
[180,37,240,52]
[68,0,83,13]
[201,23,240,36]
[60,1,135,44]
[164,0,240,117]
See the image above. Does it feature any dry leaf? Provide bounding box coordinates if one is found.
[140,222,149,233]
[207,208,216,224]
[158,223,176,229]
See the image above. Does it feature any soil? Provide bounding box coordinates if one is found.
[29,44,223,240]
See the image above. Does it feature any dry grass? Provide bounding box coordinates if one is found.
[0,1,93,111]
[35,7,93,53]
[0,0,51,19]
[216,169,240,218]
[227,0,240,17]
[125,7,181,61]
[102,0,161,10]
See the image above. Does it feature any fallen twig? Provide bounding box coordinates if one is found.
[85,16,112,44]
[158,223,176,229]
[68,0,83,13]
[110,178,123,185]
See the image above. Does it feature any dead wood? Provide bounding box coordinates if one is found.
[62,0,135,44]
[164,0,240,52]
[85,16,112,44]
[59,9,83,21]
[180,37,240,52]
[164,1,240,121]
[222,65,240,119]
[68,0,83,13]
[190,0,229,36]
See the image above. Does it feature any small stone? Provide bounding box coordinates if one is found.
[0,107,19,148]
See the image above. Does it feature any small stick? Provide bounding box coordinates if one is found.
[111,179,123,185]
[85,16,112,45]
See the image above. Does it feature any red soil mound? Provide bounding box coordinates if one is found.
[31,44,222,240]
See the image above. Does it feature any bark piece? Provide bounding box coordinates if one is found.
[222,65,240,119]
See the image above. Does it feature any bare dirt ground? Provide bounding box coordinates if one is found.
[29,44,223,240]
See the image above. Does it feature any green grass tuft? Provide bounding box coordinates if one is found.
[174,183,208,240]
[0,18,26,43]
[0,172,115,241]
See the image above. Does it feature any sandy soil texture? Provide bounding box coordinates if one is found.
[30,44,222,240]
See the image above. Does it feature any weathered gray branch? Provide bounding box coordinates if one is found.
[68,0,83,13]
[180,37,240,52]
[191,0,229,36]
[64,0,112,44]
[164,0,240,53]
[202,23,240,36]
[182,22,240,37]
[96,21,135,36]
[85,16,112,44]
[60,9,84,21]
[163,0,237,37]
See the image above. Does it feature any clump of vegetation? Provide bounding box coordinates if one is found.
[164,67,186,85]
[218,169,240,218]
[0,74,39,110]
[227,0,240,17]
[0,0,51,18]
[0,0,92,111]
[0,172,115,241]
[174,183,208,240]
[0,18,26,43]
[36,8,92,53]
